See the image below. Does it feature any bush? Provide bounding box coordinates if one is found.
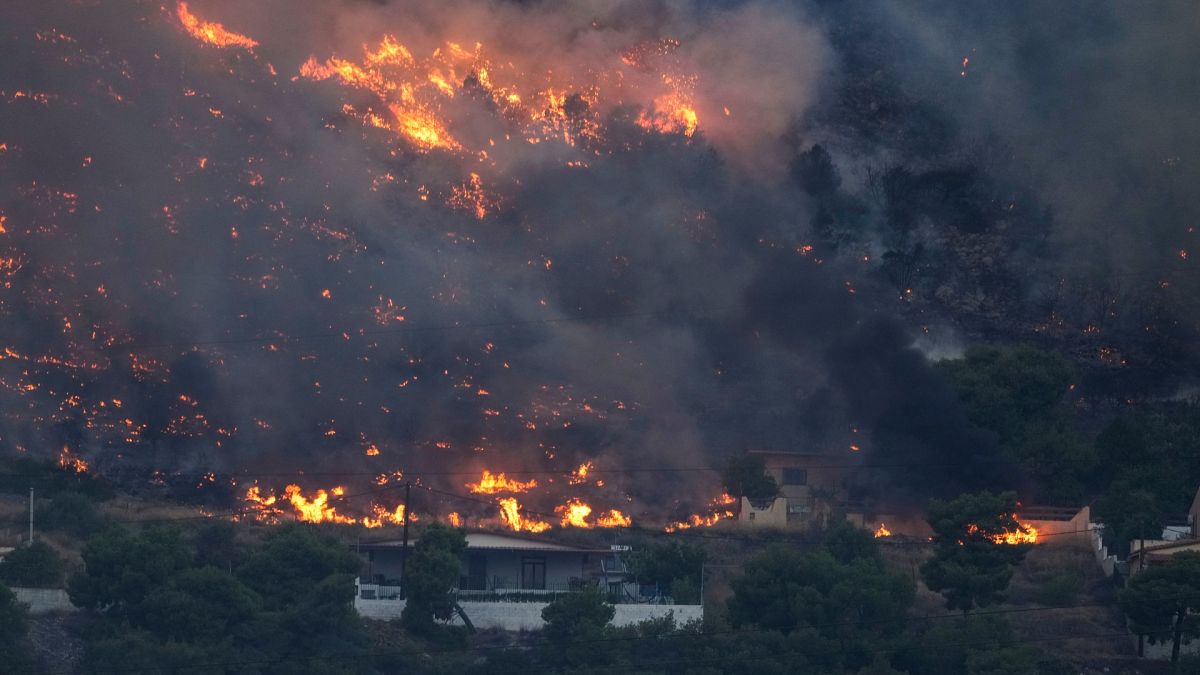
[37,492,106,538]
[1033,573,1084,606]
[0,541,66,588]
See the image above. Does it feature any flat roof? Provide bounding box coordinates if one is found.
[359,531,612,553]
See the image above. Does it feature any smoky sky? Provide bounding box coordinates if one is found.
[0,0,1190,519]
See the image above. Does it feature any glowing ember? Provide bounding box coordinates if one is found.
[873,523,891,538]
[569,461,593,485]
[497,497,550,533]
[176,2,258,51]
[467,470,538,494]
[448,172,497,220]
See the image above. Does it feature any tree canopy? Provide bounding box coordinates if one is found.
[921,491,1032,612]
[721,452,779,502]
[728,545,913,671]
[401,523,468,635]
[1119,551,1200,662]
[0,541,65,588]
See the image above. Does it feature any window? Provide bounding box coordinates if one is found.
[521,557,546,590]
[782,468,807,486]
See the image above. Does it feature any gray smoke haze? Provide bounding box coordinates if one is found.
[0,0,1193,521]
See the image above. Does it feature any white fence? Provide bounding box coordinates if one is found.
[355,582,703,630]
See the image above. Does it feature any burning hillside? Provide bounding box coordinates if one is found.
[1,0,1058,529]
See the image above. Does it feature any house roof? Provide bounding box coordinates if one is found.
[359,531,612,553]
[1129,538,1200,559]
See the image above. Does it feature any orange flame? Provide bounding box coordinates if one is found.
[498,497,550,533]
[176,2,258,50]
[467,470,538,494]
[665,493,735,532]
[569,461,593,485]
[874,523,892,538]
[965,514,1039,545]
[243,484,414,527]
[595,508,632,528]
[57,446,89,474]
[557,498,593,528]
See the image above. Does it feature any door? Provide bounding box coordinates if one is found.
[466,553,487,590]
[521,557,546,590]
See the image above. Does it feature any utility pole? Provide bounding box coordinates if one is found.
[28,487,34,544]
[400,481,411,599]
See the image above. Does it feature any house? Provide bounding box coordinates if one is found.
[357,532,625,595]
[738,450,848,529]
[1127,539,1200,577]
[352,531,703,630]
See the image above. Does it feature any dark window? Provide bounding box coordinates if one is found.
[521,557,546,590]
[782,468,807,486]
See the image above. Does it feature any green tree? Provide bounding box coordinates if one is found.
[921,491,1032,612]
[1094,478,1164,557]
[792,144,842,197]
[68,526,191,615]
[37,491,106,538]
[192,520,242,571]
[401,523,467,635]
[131,567,261,642]
[236,524,361,611]
[728,546,913,670]
[541,587,615,668]
[626,540,706,603]
[1119,551,1200,662]
[823,520,882,564]
[940,346,1092,503]
[0,541,66,588]
[0,582,34,674]
[721,452,779,501]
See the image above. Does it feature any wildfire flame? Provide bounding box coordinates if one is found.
[665,493,735,532]
[467,470,538,494]
[497,497,550,533]
[965,513,1039,545]
[57,446,89,474]
[557,498,593,528]
[176,2,258,51]
[569,461,593,485]
[595,509,633,528]
[873,523,891,538]
[243,484,413,527]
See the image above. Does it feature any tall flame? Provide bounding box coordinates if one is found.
[497,497,550,533]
